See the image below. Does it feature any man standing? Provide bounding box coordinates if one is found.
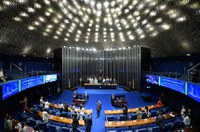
[96,101,102,118]
[85,114,92,132]
[156,111,165,131]
[72,113,79,132]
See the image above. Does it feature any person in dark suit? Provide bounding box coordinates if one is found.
[111,94,115,106]
[72,113,79,132]
[156,111,165,131]
[123,104,128,120]
[96,101,102,118]
[84,114,92,132]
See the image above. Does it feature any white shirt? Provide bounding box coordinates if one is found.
[43,111,49,123]
[0,71,4,77]
[79,108,85,115]
[20,126,28,132]
[44,101,50,109]
[15,122,22,130]
[58,103,64,109]
[40,98,44,107]
[183,116,191,126]
[181,108,186,115]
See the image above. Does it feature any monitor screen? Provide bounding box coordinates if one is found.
[45,74,57,83]
[21,76,44,91]
[160,76,185,94]
[146,75,159,85]
[187,82,200,102]
[2,81,19,100]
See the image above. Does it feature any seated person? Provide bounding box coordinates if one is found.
[0,68,6,82]
[58,101,64,113]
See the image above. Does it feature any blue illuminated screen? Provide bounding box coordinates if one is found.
[160,77,185,94]
[146,75,159,85]
[45,74,57,83]
[21,76,44,91]
[187,82,200,102]
[2,81,19,100]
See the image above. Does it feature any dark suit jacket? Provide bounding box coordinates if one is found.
[72,117,79,127]
[85,116,92,127]
[96,103,102,111]
[156,115,165,128]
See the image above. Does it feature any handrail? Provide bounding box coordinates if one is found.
[188,62,200,75]
[11,63,23,71]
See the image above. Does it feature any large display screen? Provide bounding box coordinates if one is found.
[160,76,185,94]
[45,74,57,83]
[21,76,44,91]
[2,80,19,100]
[187,82,200,102]
[146,75,159,85]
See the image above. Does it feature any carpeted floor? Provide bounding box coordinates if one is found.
[50,87,156,132]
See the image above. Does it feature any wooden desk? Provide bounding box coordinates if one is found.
[114,100,127,108]
[38,112,85,126]
[105,104,158,115]
[174,126,195,132]
[73,99,85,106]
[105,112,178,128]
[49,103,93,114]
[26,107,85,126]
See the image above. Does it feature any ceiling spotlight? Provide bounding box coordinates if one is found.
[176,16,186,22]
[76,47,80,50]
[161,23,171,30]
[46,48,51,53]
[27,7,35,13]
[28,25,35,30]
[13,17,22,22]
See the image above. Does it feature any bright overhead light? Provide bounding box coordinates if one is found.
[46,48,51,53]
[34,3,41,8]
[43,32,48,36]
[176,16,186,22]
[161,23,171,30]
[27,7,35,13]
[13,17,22,22]
[28,25,35,30]
[20,12,29,17]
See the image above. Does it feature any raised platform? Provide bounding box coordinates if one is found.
[83,83,117,89]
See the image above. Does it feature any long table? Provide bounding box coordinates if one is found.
[49,103,93,114]
[105,104,158,115]
[83,83,117,89]
[26,107,85,126]
[105,112,178,128]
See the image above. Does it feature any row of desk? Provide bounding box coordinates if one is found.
[49,103,93,114]
[105,104,158,115]
[105,112,178,128]
[83,83,117,89]
[26,107,85,126]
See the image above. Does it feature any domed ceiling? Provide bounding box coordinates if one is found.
[0,0,200,57]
